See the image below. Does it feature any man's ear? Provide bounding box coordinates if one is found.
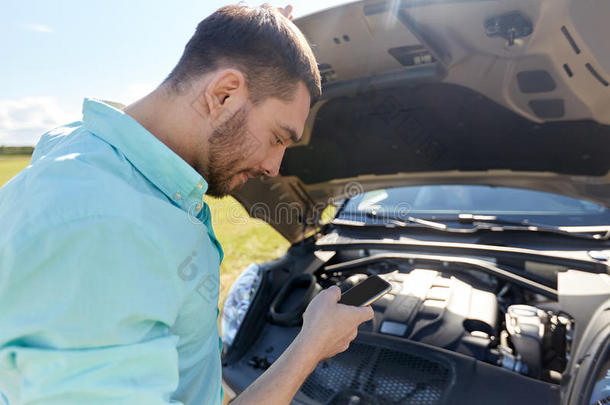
[203,69,247,121]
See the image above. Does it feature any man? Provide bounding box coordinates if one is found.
[0,4,373,405]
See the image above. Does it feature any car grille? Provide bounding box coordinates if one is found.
[300,343,451,404]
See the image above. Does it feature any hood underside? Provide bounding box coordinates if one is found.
[233,0,610,243]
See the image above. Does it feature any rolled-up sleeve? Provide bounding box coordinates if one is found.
[0,216,186,405]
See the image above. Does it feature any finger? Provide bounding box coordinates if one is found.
[341,304,372,325]
[358,305,375,322]
[326,285,341,302]
[278,4,293,18]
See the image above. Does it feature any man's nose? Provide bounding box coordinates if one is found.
[260,146,285,177]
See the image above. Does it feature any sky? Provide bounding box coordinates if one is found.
[0,0,350,146]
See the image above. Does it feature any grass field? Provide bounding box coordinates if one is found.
[0,155,32,186]
[0,154,289,308]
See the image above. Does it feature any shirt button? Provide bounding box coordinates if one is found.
[196,203,202,211]
[196,181,203,189]
[174,192,182,200]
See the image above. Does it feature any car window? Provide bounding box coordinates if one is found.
[341,185,610,226]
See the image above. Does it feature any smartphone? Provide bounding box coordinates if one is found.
[338,275,392,306]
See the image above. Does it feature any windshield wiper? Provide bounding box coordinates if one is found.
[456,213,610,240]
[335,211,610,240]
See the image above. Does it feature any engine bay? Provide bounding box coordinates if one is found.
[221,246,610,405]
[321,264,572,383]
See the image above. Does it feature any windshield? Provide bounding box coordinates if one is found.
[340,185,610,226]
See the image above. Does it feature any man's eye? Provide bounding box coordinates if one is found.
[275,136,284,146]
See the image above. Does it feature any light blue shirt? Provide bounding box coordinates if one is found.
[0,99,224,405]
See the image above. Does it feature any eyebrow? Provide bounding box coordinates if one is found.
[277,123,300,144]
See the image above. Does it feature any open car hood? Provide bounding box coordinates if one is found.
[232,0,610,243]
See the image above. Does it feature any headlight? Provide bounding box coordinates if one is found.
[221,263,263,348]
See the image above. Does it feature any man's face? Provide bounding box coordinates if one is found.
[203,82,311,197]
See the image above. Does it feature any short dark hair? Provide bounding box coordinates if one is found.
[165,4,321,104]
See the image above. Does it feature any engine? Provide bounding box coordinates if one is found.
[329,266,573,382]
[263,258,573,384]
[339,269,498,361]
[223,253,583,405]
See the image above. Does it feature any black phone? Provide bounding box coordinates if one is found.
[338,275,392,306]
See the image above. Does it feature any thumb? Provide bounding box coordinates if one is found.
[358,305,374,322]
[326,285,341,302]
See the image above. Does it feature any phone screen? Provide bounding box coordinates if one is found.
[338,275,391,306]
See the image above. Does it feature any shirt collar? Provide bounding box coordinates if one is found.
[81,98,208,209]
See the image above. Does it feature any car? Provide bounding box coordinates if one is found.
[220,1,610,404]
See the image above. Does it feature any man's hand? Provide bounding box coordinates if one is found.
[298,286,374,362]
[277,4,293,20]
[230,286,373,405]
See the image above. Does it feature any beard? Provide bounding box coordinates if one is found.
[202,105,262,198]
